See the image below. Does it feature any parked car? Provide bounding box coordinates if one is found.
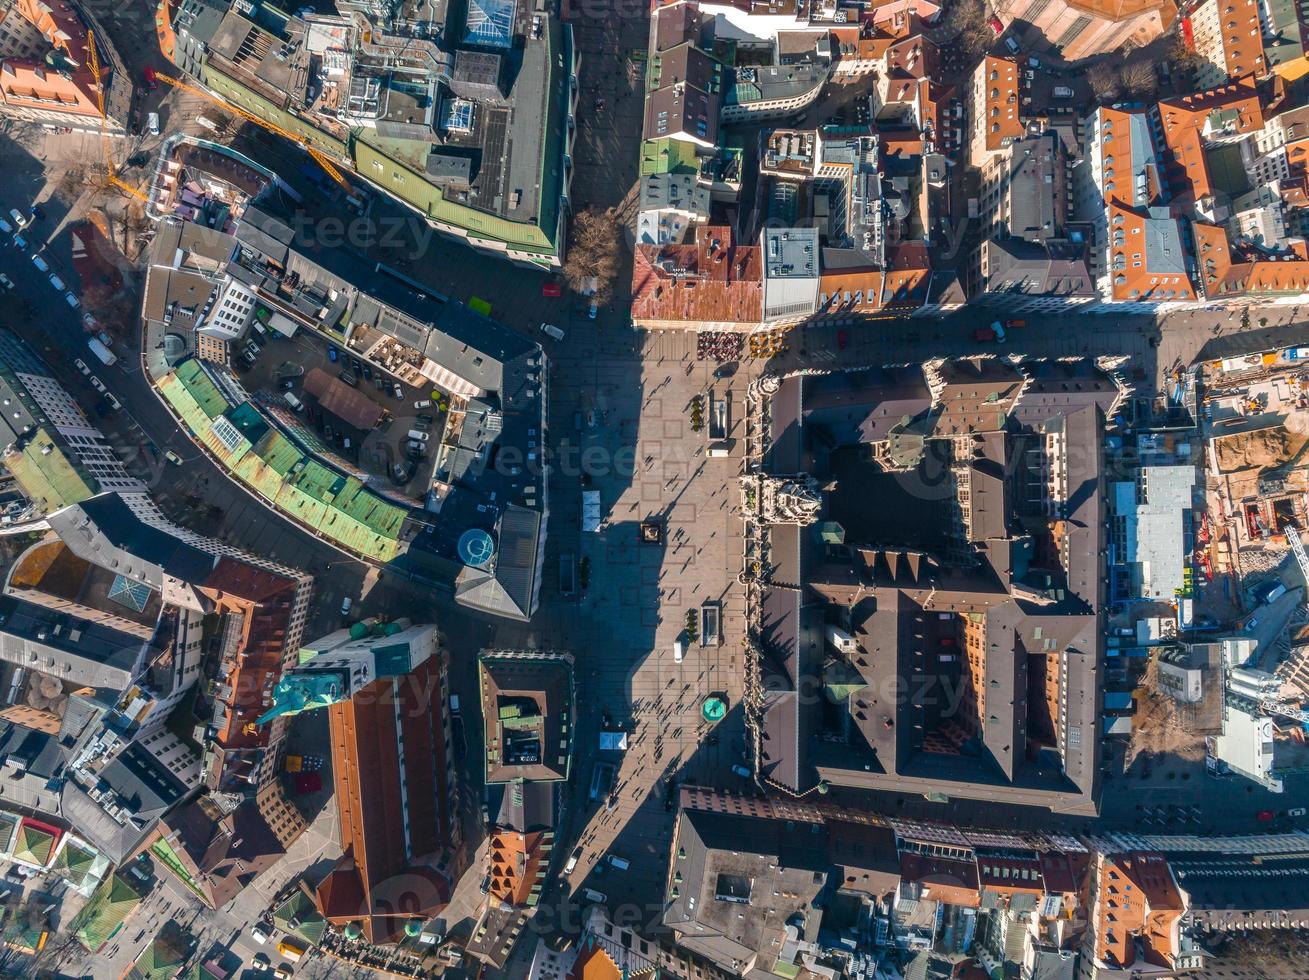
[9,208,28,229]
[165,450,184,466]
[392,382,404,399]
[564,846,582,875]
[74,358,90,375]
[542,279,563,297]
[414,398,432,409]
[541,322,565,340]
[328,346,339,362]
[731,764,751,778]
[338,370,358,387]
[1257,810,1276,821]
[340,596,353,617]
[251,924,269,944]
[0,274,12,290]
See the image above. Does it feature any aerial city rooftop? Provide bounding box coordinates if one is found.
[0,0,1308,975]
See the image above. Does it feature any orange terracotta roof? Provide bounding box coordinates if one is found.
[317,656,452,943]
[829,24,899,64]
[1156,78,1262,202]
[0,0,103,119]
[1194,220,1309,296]
[978,56,1023,152]
[883,242,932,307]
[1097,106,1162,208]
[1215,0,1265,79]
[1106,202,1197,302]
[819,267,883,315]
[885,34,938,80]
[488,829,547,908]
[1068,0,1175,17]
[570,943,623,980]
[631,225,763,326]
[1093,853,1184,970]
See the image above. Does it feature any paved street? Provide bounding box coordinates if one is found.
[6,2,1309,972]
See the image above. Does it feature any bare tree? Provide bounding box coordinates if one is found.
[1119,60,1158,99]
[54,166,87,205]
[939,0,993,61]
[1087,62,1120,100]
[563,208,621,307]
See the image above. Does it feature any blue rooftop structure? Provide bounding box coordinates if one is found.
[464,0,516,49]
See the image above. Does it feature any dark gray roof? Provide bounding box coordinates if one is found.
[493,778,554,833]
[0,595,145,689]
[0,722,65,780]
[425,152,474,186]
[980,239,1093,299]
[98,742,191,819]
[50,493,218,588]
[665,808,828,976]
[456,505,541,620]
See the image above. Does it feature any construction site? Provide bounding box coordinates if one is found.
[1194,350,1309,788]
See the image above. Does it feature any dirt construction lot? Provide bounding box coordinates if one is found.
[1213,425,1306,473]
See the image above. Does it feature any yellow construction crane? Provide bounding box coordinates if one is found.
[85,31,148,203]
[153,70,352,191]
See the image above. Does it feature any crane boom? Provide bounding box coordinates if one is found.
[85,31,147,203]
[153,71,352,191]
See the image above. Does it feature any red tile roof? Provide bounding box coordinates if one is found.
[1215,0,1265,79]
[1106,203,1197,302]
[977,56,1023,152]
[1157,77,1264,202]
[1195,220,1309,297]
[317,656,452,943]
[632,225,763,327]
[1093,853,1184,970]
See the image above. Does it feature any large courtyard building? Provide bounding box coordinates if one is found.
[744,359,1122,814]
[155,0,579,268]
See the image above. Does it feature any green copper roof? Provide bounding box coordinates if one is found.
[13,823,55,867]
[256,669,349,725]
[641,138,700,176]
[127,925,189,980]
[273,888,326,947]
[72,873,142,951]
[5,429,97,512]
[172,358,231,420]
[55,840,97,887]
[373,642,413,677]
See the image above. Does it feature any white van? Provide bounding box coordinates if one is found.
[564,846,581,875]
[65,292,80,309]
[284,392,304,412]
[407,429,430,442]
[540,322,565,341]
[607,855,630,871]
[707,442,731,457]
[582,888,607,904]
[147,112,160,136]
[48,273,65,291]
